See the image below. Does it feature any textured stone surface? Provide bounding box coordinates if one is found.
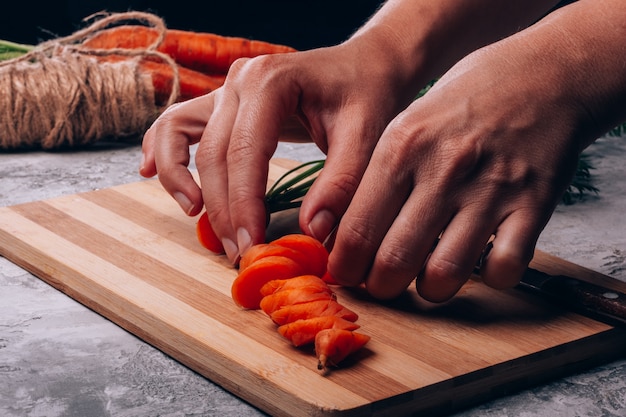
[1,138,625,417]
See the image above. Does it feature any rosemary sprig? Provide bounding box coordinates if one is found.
[265,160,325,214]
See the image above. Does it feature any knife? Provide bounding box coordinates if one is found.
[517,267,626,327]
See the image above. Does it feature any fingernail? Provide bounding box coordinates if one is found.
[139,153,145,171]
[237,227,252,256]
[221,237,240,265]
[308,209,336,242]
[173,191,194,216]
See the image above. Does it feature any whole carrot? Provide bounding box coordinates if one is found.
[96,55,225,105]
[140,59,224,104]
[83,26,297,74]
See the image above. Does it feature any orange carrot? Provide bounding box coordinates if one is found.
[146,61,224,103]
[269,299,359,326]
[321,271,340,285]
[278,316,360,347]
[240,243,306,273]
[96,55,224,105]
[259,286,334,316]
[196,211,224,254]
[83,26,297,75]
[231,255,305,309]
[270,234,328,278]
[315,329,371,370]
[259,275,329,297]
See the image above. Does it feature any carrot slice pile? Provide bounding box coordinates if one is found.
[229,234,370,370]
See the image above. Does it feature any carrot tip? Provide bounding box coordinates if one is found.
[317,354,328,371]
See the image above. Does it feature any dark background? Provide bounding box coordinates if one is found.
[0,1,383,50]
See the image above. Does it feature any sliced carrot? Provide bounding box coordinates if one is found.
[196,211,224,254]
[231,255,305,309]
[315,329,371,370]
[259,275,329,297]
[321,271,339,285]
[259,286,334,316]
[270,299,359,326]
[278,316,360,347]
[270,234,328,278]
[239,243,305,272]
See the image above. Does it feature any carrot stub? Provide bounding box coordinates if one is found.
[315,329,371,370]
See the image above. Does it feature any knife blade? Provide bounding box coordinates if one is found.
[517,267,626,327]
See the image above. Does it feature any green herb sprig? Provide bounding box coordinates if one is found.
[265,160,325,215]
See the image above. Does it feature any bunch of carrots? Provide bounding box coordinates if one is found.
[79,23,297,105]
[0,11,297,106]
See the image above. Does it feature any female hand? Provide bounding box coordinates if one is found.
[141,37,421,263]
[327,8,617,302]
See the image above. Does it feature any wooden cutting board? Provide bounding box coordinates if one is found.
[1,158,625,417]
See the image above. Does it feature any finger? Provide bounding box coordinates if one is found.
[225,86,298,258]
[140,103,186,178]
[195,89,241,263]
[149,96,215,216]
[363,187,452,300]
[299,117,379,243]
[480,208,545,290]
[416,211,495,303]
[326,138,418,287]
[139,120,158,178]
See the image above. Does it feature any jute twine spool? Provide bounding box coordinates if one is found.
[0,11,179,150]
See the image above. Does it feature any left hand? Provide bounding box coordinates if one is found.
[327,31,587,302]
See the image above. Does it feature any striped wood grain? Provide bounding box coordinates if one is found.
[1,158,625,417]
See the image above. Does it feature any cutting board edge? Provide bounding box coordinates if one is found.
[2,156,626,417]
[3,229,626,417]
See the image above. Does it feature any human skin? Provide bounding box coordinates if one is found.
[141,0,626,302]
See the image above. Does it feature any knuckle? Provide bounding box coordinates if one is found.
[425,255,468,286]
[376,244,418,276]
[322,170,362,202]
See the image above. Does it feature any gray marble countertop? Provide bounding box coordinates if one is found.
[1,137,625,417]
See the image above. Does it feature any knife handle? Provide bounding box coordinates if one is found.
[541,275,626,325]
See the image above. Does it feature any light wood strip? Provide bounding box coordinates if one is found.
[0,208,371,416]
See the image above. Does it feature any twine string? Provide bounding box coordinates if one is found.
[0,11,179,150]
